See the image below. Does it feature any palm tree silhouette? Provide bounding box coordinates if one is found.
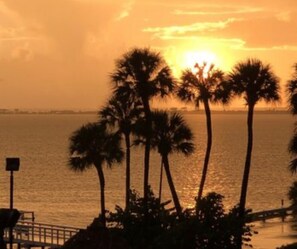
[99,94,143,211]
[110,48,175,214]
[68,122,124,227]
[151,110,195,217]
[227,58,280,247]
[286,63,297,173]
[177,62,227,202]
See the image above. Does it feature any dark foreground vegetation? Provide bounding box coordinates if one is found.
[62,191,253,249]
[278,245,297,249]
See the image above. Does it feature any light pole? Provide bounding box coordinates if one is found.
[6,158,20,249]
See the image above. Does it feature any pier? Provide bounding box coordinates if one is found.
[247,206,294,222]
[3,212,81,248]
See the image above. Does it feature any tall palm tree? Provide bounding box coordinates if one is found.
[286,63,297,173]
[177,63,227,202]
[69,122,124,227]
[228,58,280,219]
[99,94,143,211]
[151,110,195,218]
[110,48,175,214]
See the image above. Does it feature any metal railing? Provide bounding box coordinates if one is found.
[4,220,81,248]
[247,206,293,222]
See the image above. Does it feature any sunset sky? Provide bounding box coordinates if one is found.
[0,0,296,110]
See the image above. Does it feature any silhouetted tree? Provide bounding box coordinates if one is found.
[288,181,297,217]
[286,64,297,173]
[150,110,195,218]
[177,63,228,202]
[69,122,124,227]
[227,58,280,247]
[110,48,175,216]
[287,63,297,115]
[100,94,143,211]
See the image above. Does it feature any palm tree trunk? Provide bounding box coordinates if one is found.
[238,103,254,248]
[96,165,106,227]
[162,155,182,218]
[125,133,131,211]
[239,104,254,216]
[158,160,164,203]
[142,97,152,219]
[197,99,212,202]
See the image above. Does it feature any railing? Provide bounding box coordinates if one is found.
[4,221,81,248]
[19,210,35,222]
[247,207,293,222]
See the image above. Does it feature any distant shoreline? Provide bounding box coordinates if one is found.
[0,109,290,115]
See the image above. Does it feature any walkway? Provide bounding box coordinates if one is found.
[3,211,81,248]
[247,206,294,222]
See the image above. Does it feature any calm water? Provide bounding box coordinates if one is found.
[0,112,296,246]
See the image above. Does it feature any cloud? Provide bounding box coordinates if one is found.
[0,0,127,109]
[143,18,240,39]
[173,6,262,16]
[1,0,123,59]
[276,11,291,22]
[240,45,297,51]
[216,15,297,48]
[116,0,134,21]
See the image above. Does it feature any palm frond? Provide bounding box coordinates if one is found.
[178,65,226,106]
[288,131,297,155]
[68,157,93,172]
[227,58,280,106]
[99,93,144,136]
[286,63,297,115]
[110,48,175,102]
[289,158,297,174]
[68,122,124,172]
[150,110,195,157]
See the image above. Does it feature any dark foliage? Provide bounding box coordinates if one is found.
[286,63,297,115]
[107,191,253,249]
[61,219,129,249]
[154,193,253,249]
[277,243,297,249]
[107,187,176,249]
[288,181,297,217]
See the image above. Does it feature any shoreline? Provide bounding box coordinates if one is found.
[0,109,290,115]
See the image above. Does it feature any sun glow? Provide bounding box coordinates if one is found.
[183,50,218,72]
[164,45,234,78]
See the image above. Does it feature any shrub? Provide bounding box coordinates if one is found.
[107,191,254,249]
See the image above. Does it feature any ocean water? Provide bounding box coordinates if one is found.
[0,112,295,234]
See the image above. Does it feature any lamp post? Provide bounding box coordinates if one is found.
[6,158,20,249]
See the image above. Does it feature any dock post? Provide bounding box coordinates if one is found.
[281,199,284,208]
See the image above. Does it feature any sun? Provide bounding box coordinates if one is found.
[182,50,218,72]
[164,47,228,78]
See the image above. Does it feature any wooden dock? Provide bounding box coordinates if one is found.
[246,206,294,222]
[3,211,82,248]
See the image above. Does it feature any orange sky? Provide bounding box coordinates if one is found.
[0,0,296,110]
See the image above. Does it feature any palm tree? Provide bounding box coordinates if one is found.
[110,48,175,213]
[286,63,297,173]
[150,110,195,217]
[68,122,124,227]
[227,58,280,247]
[287,63,297,115]
[177,62,228,202]
[99,94,143,211]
